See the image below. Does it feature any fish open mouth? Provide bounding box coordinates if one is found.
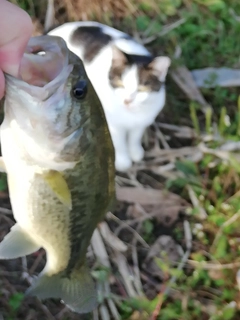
[18,36,69,87]
[5,36,73,101]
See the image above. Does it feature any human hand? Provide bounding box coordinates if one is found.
[0,0,33,99]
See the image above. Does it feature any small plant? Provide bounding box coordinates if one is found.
[6,293,24,320]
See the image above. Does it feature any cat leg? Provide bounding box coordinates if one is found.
[110,126,132,172]
[128,127,146,163]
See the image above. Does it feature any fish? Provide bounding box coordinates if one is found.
[0,35,115,313]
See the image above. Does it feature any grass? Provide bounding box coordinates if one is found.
[2,0,240,319]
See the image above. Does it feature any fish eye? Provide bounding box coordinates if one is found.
[72,80,88,100]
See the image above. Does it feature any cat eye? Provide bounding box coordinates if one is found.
[72,80,88,100]
[117,82,124,88]
[113,78,124,88]
[138,85,150,92]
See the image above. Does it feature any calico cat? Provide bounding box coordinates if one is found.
[48,22,171,172]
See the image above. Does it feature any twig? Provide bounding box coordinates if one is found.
[0,213,14,227]
[113,252,138,297]
[142,18,186,44]
[44,0,55,32]
[0,207,12,215]
[141,147,202,175]
[146,146,200,159]
[0,270,19,277]
[150,220,192,319]
[107,212,149,248]
[127,171,142,186]
[187,185,207,220]
[132,244,143,296]
[55,307,68,319]
[99,304,110,320]
[145,149,202,166]
[91,228,111,268]
[157,122,196,139]
[154,162,175,173]
[131,236,143,296]
[150,284,166,320]
[105,282,121,320]
[154,123,170,149]
[198,142,230,160]
[21,257,33,285]
[29,250,45,275]
[170,66,211,112]
[220,141,240,151]
[91,227,120,320]
[187,260,240,270]
[93,309,99,320]
[115,175,141,187]
[170,66,212,112]
[236,269,240,291]
[35,299,56,320]
[210,210,240,252]
[165,220,192,295]
[113,216,147,235]
[99,222,127,252]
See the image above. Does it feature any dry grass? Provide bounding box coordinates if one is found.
[16,0,163,35]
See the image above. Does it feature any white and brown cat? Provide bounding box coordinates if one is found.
[48,21,171,172]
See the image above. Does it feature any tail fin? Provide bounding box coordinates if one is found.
[25,264,97,314]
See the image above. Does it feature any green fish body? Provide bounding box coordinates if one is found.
[0,35,115,313]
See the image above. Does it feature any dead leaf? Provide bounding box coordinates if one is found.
[191,67,240,88]
[130,311,149,320]
[208,269,224,281]
[126,203,148,219]
[143,236,182,280]
[116,186,186,206]
[152,205,184,227]
[113,252,138,297]
[32,17,44,36]
[99,222,128,252]
[170,66,212,112]
[91,228,111,268]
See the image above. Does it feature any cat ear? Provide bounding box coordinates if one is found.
[150,56,171,82]
[111,45,128,66]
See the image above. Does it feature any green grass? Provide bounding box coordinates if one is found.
[130,0,240,120]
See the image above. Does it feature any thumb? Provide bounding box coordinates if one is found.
[0,0,33,77]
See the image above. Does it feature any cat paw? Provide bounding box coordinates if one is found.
[129,146,144,162]
[115,155,132,172]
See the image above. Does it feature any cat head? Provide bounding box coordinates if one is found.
[109,46,171,110]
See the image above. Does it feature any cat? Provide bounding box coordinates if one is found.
[48,21,171,172]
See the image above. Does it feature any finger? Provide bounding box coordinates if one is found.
[0,0,33,76]
[0,69,4,100]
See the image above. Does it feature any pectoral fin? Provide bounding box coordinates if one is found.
[0,157,6,173]
[0,224,40,259]
[42,170,72,210]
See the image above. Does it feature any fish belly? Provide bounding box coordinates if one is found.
[8,171,71,274]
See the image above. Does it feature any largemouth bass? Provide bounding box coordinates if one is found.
[0,35,115,313]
